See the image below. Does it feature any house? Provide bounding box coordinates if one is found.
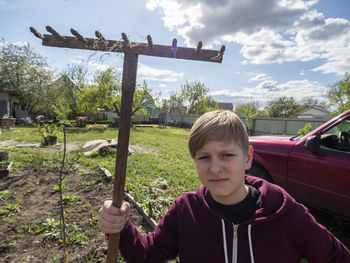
[0,89,18,119]
[218,102,233,111]
[297,106,330,119]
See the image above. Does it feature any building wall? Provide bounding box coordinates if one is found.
[0,92,11,118]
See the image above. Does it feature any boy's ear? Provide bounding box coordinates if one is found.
[245,145,254,168]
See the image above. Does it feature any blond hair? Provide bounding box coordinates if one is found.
[188,110,249,158]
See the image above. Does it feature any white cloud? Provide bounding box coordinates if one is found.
[146,0,314,45]
[248,74,271,82]
[137,63,184,82]
[146,0,350,75]
[209,77,327,106]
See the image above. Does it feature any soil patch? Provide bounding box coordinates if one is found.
[0,166,153,262]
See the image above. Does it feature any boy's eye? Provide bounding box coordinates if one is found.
[197,155,208,160]
[223,153,234,158]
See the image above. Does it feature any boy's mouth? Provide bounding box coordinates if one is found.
[209,178,228,183]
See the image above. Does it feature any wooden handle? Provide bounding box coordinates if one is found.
[106,53,138,263]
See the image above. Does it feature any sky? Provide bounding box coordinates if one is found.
[1,0,350,109]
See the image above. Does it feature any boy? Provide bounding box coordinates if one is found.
[98,110,350,262]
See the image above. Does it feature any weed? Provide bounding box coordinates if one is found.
[67,223,88,246]
[36,218,60,240]
[10,233,23,239]
[25,183,35,194]
[0,190,15,201]
[51,181,67,194]
[88,215,99,226]
[62,194,84,206]
[49,253,60,263]
[3,217,17,223]
[68,232,88,246]
[83,249,98,263]
[19,223,37,233]
[79,169,87,176]
[80,180,98,186]
[0,203,21,216]
[23,255,34,262]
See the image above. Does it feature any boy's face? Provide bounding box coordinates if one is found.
[194,139,253,205]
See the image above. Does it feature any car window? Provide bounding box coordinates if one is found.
[320,116,350,152]
[324,119,350,135]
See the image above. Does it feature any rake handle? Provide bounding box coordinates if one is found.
[107,52,138,263]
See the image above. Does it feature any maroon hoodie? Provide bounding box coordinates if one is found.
[120,176,350,262]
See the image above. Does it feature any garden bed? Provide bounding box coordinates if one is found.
[0,165,153,262]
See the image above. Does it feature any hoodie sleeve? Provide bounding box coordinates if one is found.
[119,199,179,263]
[299,206,350,263]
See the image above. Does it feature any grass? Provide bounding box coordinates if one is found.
[1,125,198,221]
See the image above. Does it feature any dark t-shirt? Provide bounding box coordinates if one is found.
[214,185,261,224]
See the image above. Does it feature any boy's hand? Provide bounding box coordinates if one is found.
[98,200,130,234]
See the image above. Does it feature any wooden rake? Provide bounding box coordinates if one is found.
[30,26,225,262]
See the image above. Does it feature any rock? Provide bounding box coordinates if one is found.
[82,139,133,156]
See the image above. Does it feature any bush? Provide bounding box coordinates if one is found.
[298,123,312,136]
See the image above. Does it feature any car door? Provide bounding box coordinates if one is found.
[287,116,350,217]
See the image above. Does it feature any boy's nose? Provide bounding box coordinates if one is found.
[209,159,223,174]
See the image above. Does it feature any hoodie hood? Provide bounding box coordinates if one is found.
[197,175,296,224]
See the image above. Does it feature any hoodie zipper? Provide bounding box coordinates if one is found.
[232,224,239,263]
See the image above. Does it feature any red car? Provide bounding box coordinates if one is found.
[247,110,350,218]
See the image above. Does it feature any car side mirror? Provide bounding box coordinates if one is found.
[304,135,321,153]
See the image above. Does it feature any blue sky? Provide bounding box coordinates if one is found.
[1,0,350,108]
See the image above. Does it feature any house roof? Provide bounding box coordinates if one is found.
[218,102,233,110]
[297,106,330,115]
[51,74,78,88]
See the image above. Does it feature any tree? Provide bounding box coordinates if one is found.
[74,68,157,118]
[162,92,186,114]
[48,74,80,119]
[0,40,53,115]
[75,84,99,117]
[265,96,298,118]
[300,97,326,108]
[327,72,350,116]
[162,81,218,114]
[234,102,260,120]
[62,64,88,91]
[131,81,159,116]
[94,68,121,111]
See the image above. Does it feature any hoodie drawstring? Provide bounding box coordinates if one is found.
[221,219,229,263]
[221,220,255,263]
[248,224,255,263]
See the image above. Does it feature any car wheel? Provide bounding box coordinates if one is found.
[246,162,273,183]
